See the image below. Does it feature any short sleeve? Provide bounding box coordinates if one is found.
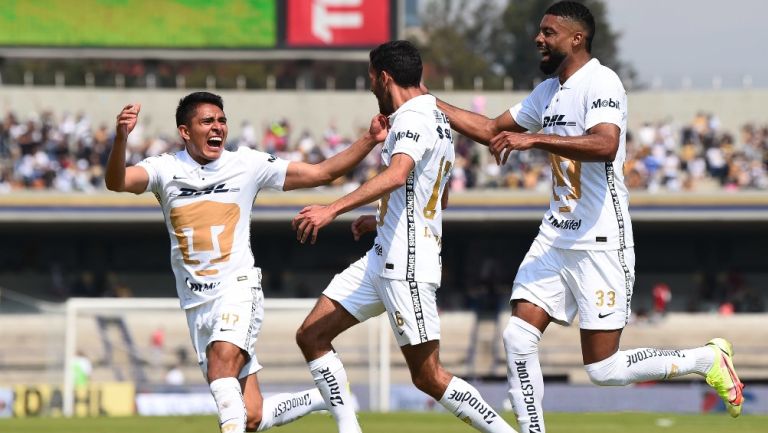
[389,111,434,164]
[245,149,290,190]
[136,155,163,193]
[510,82,550,133]
[584,70,626,130]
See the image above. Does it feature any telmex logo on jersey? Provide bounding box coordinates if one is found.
[591,98,621,110]
[547,215,582,231]
[185,277,220,292]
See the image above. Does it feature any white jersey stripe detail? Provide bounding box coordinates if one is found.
[605,162,632,325]
[244,286,259,350]
[405,170,428,343]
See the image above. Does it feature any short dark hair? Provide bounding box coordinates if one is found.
[369,40,422,88]
[175,91,224,127]
[545,1,596,53]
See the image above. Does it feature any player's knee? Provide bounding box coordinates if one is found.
[584,352,626,386]
[411,372,442,398]
[295,325,310,350]
[207,342,245,381]
[410,365,451,400]
[295,323,323,352]
[503,316,540,356]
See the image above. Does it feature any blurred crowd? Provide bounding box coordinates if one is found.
[1,109,767,193]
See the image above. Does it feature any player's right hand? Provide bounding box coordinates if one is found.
[351,215,377,241]
[116,103,141,137]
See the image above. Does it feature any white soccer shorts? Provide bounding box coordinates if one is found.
[511,238,635,330]
[185,268,264,379]
[324,255,441,346]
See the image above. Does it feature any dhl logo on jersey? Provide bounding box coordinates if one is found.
[173,183,240,198]
[542,114,576,128]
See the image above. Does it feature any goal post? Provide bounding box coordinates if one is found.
[62,297,391,417]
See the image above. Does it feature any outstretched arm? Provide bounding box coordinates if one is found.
[292,153,415,244]
[282,114,389,191]
[434,98,526,145]
[105,103,149,194]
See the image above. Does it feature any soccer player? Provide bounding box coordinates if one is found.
[292,40,517,433]
[105,92,388,433]
[430,2,744,431]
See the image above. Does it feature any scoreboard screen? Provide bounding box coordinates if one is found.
[0,0,277,48]
[0,0,396,50]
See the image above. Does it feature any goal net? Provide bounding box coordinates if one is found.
[60,297,392,417]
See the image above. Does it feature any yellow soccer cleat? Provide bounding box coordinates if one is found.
[705,338,745,417]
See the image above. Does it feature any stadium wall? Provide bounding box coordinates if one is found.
[0,190,766,314]
[0,87,766,139]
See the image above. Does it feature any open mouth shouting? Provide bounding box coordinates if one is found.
[538,45,551,61]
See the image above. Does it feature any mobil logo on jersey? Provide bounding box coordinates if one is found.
[394,130,421,143]
[590,98,621,110]
[286,0,393,47]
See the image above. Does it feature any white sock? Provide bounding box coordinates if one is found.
[210,377,246,433]
[308,351,360,433]
[585,346,716,386]
[257,387,326,431]
[438,376,517,433]
[503,316,545,433]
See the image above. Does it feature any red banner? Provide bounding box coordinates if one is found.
[286,0,391,47]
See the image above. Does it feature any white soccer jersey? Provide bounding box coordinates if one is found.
[510,58,634,250]
[138,147,289,309]
[367,94,455,285]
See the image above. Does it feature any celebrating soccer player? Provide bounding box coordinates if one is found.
[292,40,518,433]
[105,92,387,433]
[430,2,744,431]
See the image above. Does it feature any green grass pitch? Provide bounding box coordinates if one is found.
[1,412,762,433]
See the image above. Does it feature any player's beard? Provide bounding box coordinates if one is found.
[539,49,567,75]
[373,77,395,116]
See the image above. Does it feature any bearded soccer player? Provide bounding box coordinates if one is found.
[292,40,518,433]
[105,92,388,433]
[431,2,744,432]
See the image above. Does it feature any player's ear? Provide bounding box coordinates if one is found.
[572,31,584,50]
[178,124,190,142]
[381,70,394,87]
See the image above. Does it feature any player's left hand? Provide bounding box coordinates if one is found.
[351,215,377,241]
[368,114,389,143]
[489,131,534,165]
[292,205,336,244]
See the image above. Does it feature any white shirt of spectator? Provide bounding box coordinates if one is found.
[510,58,634,250]
[138,147,289,309]
[367,94,455,284]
